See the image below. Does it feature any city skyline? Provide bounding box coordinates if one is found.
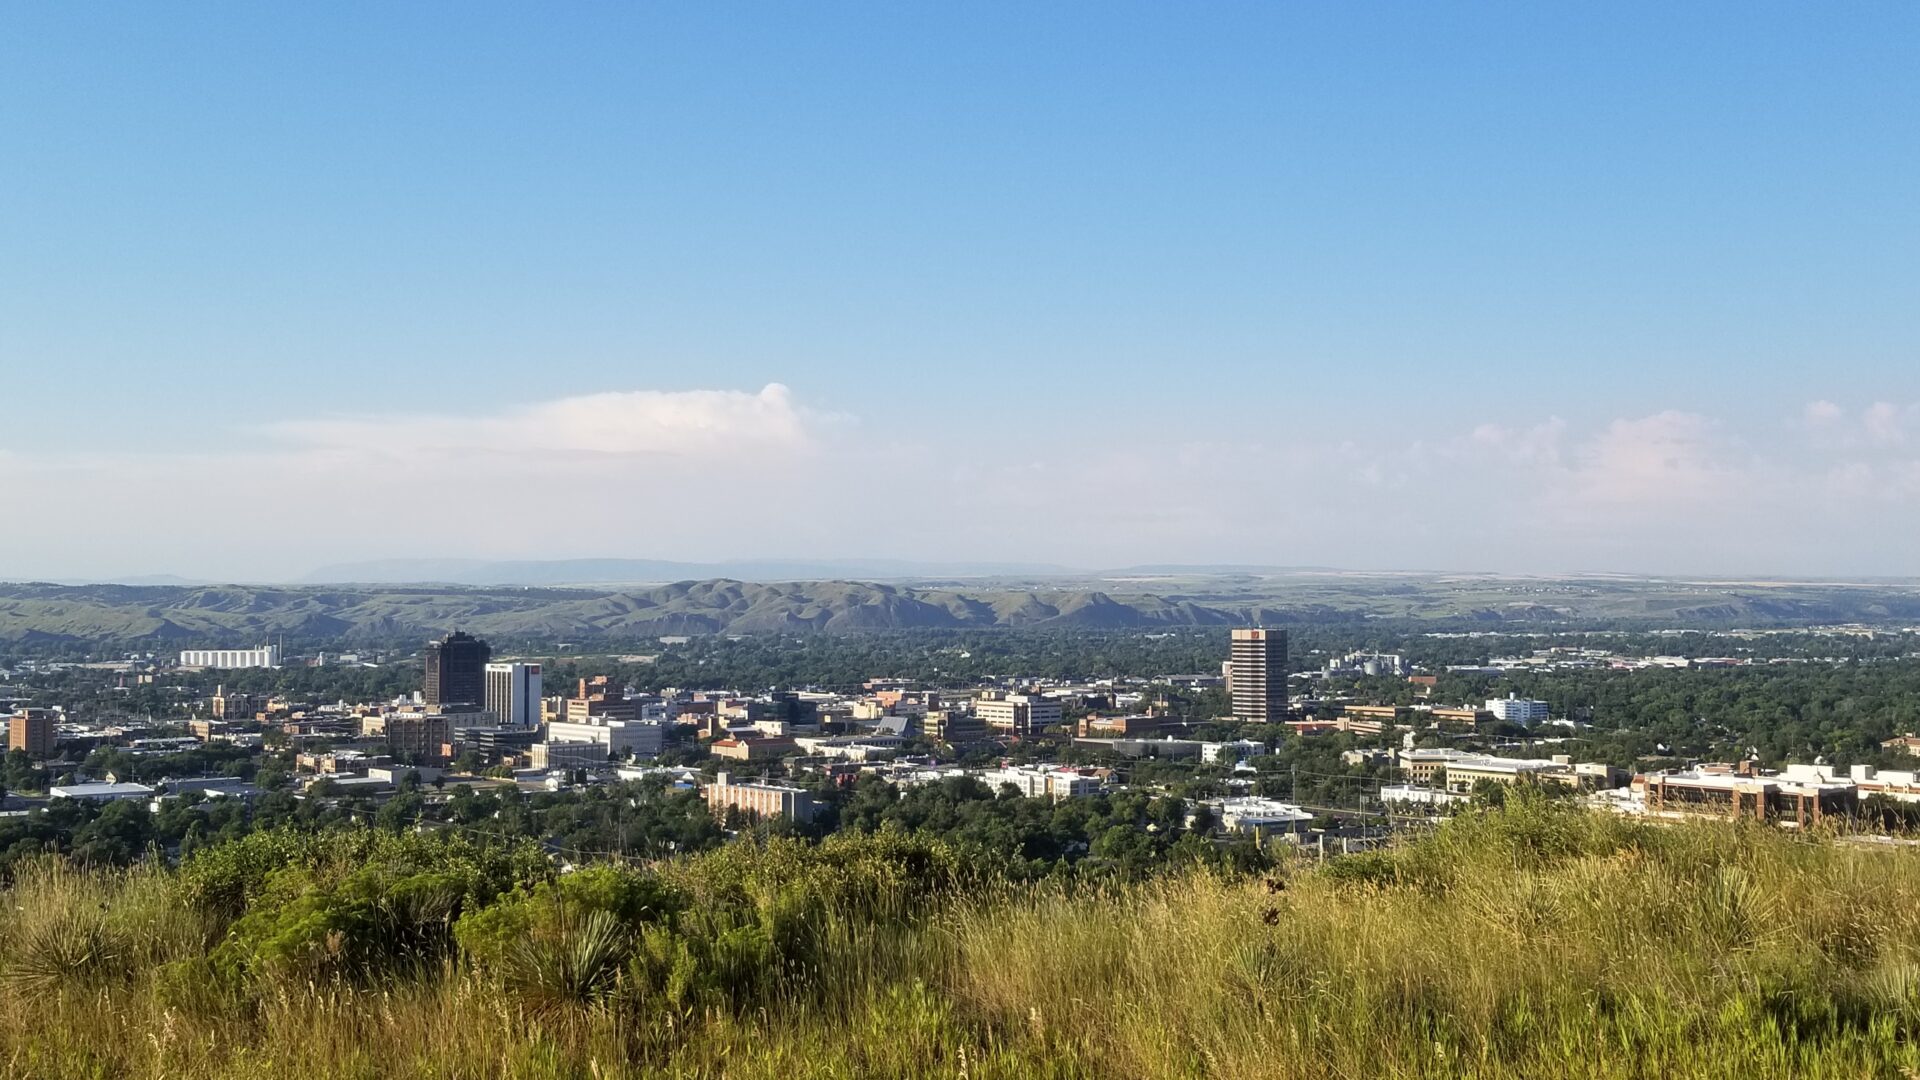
[5,4,1919,580]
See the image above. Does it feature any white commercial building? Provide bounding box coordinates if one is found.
[1202,739,1268,764]
[484,662,543,728]
[179,645,280,670]
[545,718,666,759]
[1486,695,1550,725]
[531,741,611,770]
[978,765,1103,800]
[51,781,156,802]
[1206,797,1314,835]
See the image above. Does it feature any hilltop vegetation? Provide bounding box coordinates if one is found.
[5,800,1920,1077]
[6,573,1920,647]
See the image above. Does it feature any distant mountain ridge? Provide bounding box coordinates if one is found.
[4,575,1920,646]
[0,579,1236,645]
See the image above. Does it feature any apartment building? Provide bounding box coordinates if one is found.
[705,771,819,824]
[7,708,55,758]
[1486,695,1550,725]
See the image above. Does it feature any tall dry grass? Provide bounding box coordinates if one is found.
[2,801,1919,1078]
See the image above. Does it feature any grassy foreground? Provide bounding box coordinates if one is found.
[4,800,1920,1078]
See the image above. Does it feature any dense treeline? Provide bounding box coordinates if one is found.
[0,768,1272,883]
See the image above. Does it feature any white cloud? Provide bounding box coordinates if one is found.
[1803,400,1845,427]
[1799,399,1919,452]
[1863,401,1913,448]
[1566,411,1733,508]
[0,384,839,580]
[266,383,811,459]
[11,388,1920,580]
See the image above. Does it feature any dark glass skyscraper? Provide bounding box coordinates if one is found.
[424,630,491,707]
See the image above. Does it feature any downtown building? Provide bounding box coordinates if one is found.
[484,662,542,728]
[972,692,1063,736]
[424,631,490,708]
[1228,628,1288,723]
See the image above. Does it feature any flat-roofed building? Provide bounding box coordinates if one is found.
[709,736,797,761]
[566,676,636,724]
[211,685,254,721]
[51,781,155,802]
[1229,628,1288,723]
[1643,763,1855,827]
[1202,738,1268,764]
[1398,747,1468,786]
[546,718,665,759]
[1205,797,1314,837]
[484,662,542,728]
[706,771,818,824]
[1486,695,1550,725]
[1078,713,1165,737]
[385,711,451,763]
[979,765,1103,801]
[973,693,1062,736]
[424,631,490,708]
[8,708,56,758]
[532,741,611,771]
[924,709,987,743]
[1427,707,1491,727]
[1438,754,1576,794]
[1342,704,1406,725]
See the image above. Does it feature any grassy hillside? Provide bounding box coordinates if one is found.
[4,801,1920,1077]
[6,573,1920,645]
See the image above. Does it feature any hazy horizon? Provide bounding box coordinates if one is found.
[5,5,1918,581]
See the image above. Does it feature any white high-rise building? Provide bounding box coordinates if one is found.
[1229,628,1288,722]
[179,645,281,670]
[484,662,543,728]
[1487,695,1550,725]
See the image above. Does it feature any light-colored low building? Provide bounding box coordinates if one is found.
[973,693,1063,736]
[1380,784,1470,807]
[1204,797,1314,836]
[531,741,612,770]
[705,771,819,824]
[545,718,666,759]
[1486,695,1550,725]
[978,765,1102,800]
[1202,739,1267,764]
[1641,763,1855,827]
[51,781,155,802]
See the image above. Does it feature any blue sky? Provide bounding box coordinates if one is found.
[2,4,1918,580]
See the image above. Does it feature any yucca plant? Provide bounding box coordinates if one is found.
[2,910,125,992]
[503,907,631,1013]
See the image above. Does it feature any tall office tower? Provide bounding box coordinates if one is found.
[1229,628,1289,722]
[484,662,543,728]
[424,630,491,707]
